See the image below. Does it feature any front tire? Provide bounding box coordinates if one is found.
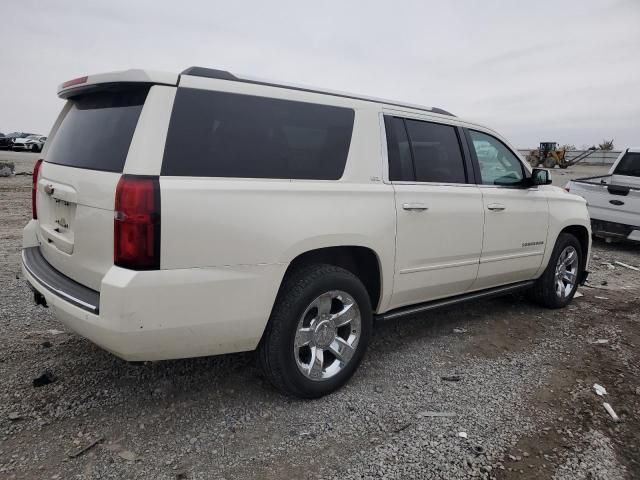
[258,264,372,398]
[530,233,582,308]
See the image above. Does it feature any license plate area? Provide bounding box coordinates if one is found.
[39,196,77,255]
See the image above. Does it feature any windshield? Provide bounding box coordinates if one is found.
[26,135,39,139]
[614,152,640,177]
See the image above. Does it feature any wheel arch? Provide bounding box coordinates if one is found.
[559,224,590,272]
[279,246,384,312]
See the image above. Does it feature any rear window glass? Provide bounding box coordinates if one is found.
[613,152,640,177]
[161,88,355,179]
[46,86,148,172]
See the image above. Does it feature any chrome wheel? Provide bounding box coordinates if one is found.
[554,246,579,298]
[294,290,361,381]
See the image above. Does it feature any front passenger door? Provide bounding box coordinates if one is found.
[466,129,549,290]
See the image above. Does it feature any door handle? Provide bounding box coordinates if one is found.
[487,203,506,211]
[402,203,428,211]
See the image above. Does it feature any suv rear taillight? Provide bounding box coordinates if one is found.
[32,159,43,219]
[114,175,160,270]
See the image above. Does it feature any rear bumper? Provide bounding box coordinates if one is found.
[22,247,286,361]
[22,247,99,313]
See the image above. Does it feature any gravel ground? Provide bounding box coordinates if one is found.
[553,431,626,480]
[0,155,638,479]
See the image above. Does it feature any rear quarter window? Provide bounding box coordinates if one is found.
[161,88,355,179]
[46,86,148,173]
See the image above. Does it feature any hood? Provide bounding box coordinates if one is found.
[545,184,587,203]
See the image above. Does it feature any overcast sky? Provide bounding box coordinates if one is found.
[2,0,638,148]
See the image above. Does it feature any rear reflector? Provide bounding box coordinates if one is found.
[62,76,88,88]
[114,175,160,270]
[32,159,43,219]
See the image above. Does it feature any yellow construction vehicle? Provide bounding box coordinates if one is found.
[527,142,567,168]
[526,142,598,169]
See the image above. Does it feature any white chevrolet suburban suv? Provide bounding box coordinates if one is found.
[23,67,591,398]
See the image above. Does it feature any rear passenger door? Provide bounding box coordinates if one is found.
[385,115,484,310]
[465,129,549,290]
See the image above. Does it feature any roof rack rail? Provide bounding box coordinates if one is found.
[180,67,237,81]
[430,107,455,116]
[180,66,455,117]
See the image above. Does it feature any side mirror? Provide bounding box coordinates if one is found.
[531,168,552,186]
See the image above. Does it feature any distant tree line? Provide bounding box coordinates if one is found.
[560,139,615,151]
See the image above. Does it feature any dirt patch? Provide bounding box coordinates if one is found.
[461,295,554,359]
[495,290,640,479]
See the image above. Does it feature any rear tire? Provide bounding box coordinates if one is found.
[543,157,556,168]
[258,264,372,398]
[530,233,583,308]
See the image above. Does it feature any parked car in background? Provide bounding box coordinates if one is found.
[0,132,14,149]
[0,132,35,150]
[567,147,640,242]
[0,133,10,150]
[12,134,46,152]
[23,68,591,398]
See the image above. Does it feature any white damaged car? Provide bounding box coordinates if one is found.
[13,134,47,152]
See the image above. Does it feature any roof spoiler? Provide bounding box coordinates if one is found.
[57,69,179,99]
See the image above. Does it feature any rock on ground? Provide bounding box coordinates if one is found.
[0,161,15,177]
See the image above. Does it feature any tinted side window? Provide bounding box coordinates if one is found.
[162,88,355,179]
[613,152,640,177]
[384,116,413,181]
[469,130,524,186]
[405,120,466,183]
[46,86,148,173]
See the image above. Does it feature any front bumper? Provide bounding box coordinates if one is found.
[579,270,590,286]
